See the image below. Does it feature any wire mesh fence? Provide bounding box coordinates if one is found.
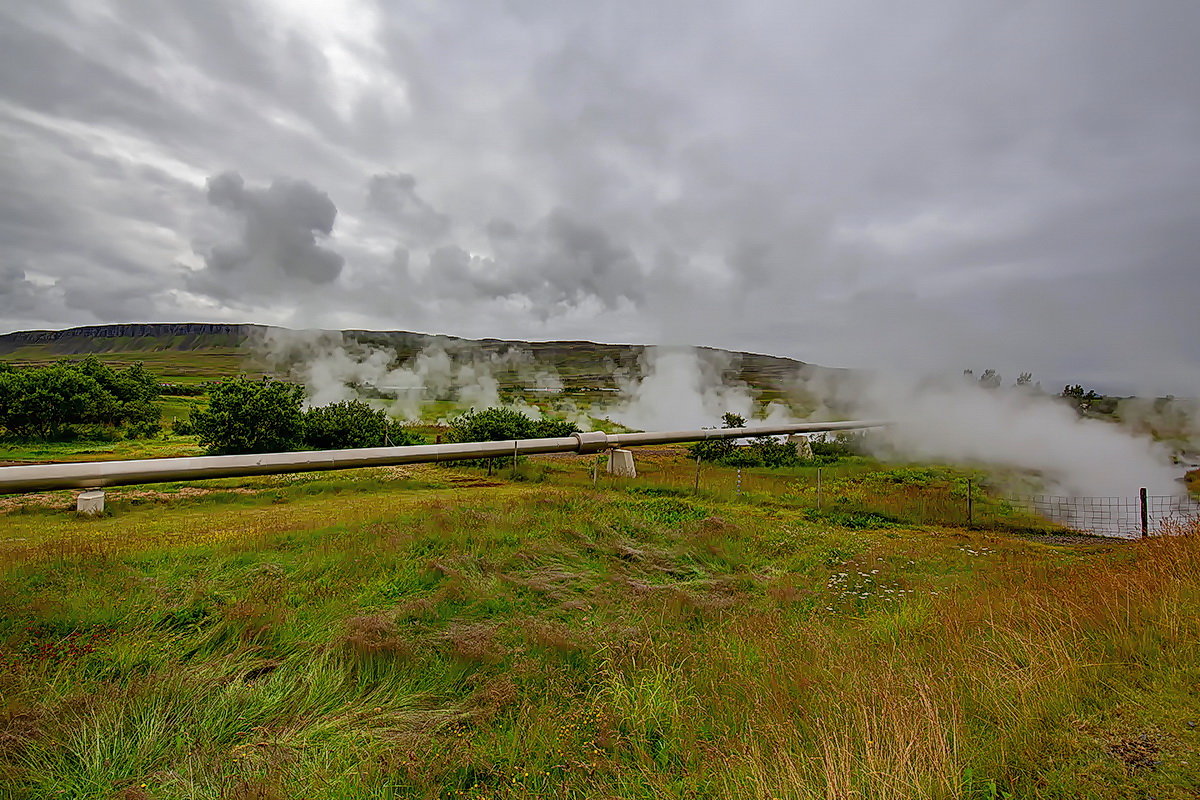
[1006,495,1200,539]
[561,452,1200,539]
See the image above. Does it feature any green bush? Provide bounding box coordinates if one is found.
[686,412,745,463]
[0,356,161,440]
[302,400,423,450]
[189,376,304,455]
[447,407,580,443]
[446,407,580,469]
[809,432,862,459]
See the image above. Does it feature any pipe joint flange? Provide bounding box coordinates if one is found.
[572,431,610,454]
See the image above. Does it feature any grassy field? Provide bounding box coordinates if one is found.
[0,349,247,386]
[1,459,1198,799]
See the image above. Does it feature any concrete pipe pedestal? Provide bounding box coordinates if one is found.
[76,490,105,515]
[788,434,814,460]
[607,449,637,478]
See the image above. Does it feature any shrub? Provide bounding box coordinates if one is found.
[302,400,423,450]
[446,407,580,469]
[810,432,862,459]
[189,376,304,455]
[0,357,161,440]
[447,407,580,444]
[686,412,745,463]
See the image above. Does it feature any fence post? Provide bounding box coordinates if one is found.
[736,467,742,496]
[592,456,599,488]
[512,440,519,478]
[1140,487,1149,538]
[817,467,822,511]
[693,454,701,494]
[967,479,974,526]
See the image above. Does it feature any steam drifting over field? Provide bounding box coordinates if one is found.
[843,375,1184,497]
[262,329,1189,498]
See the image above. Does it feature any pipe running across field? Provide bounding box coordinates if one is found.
[0,420,888,494]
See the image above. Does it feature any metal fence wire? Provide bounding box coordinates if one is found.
[582,455,1199,540]
[1007,495,1200,539]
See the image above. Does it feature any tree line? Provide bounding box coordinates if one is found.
[0,359,581,456]
[0,357,161,440]
[188,376,576,457]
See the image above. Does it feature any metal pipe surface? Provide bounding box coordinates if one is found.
[0,420,888,494]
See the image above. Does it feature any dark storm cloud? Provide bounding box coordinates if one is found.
[190,171,344,297]
[0,0,1198,392]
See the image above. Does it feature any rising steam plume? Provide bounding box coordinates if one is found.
[257,329,1190,498]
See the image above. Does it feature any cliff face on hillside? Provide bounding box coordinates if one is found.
[0,322,260,346]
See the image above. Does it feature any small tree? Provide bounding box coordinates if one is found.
[0,366,110,439]
[0,358,163,440]
[1061,384,1101,415]
[687,412,745,463]
[977,369,1002,389]
[189,376,304,455]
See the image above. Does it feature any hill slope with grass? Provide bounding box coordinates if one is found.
[0,323,827,392]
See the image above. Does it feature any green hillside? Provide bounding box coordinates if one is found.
[0,323,821,392]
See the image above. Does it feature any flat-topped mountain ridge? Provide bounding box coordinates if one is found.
[0,323,829,390]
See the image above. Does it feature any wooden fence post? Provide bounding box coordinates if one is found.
[693,454,701,494]
[817,467,822,511]
[1140,487,1149,538]
[967,479,974,526]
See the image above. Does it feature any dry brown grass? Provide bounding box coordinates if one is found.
[341,613,413,659]
[444,621,506,664]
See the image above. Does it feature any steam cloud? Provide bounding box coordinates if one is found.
[608,348,794,431]
[254,329,558,422]
[261,330,1190,498]
[819,374,1186,497]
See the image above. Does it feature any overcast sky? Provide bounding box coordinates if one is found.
[1,0,1198,394]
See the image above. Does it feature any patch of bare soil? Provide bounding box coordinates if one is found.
[1109,733,1160,771]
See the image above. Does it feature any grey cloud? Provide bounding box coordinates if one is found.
[0,263,44,317]
[193,171,344,295]
[1,0,1199,395]
[405,210,647,313]
[366,173,451,242]
[486,218,519,242]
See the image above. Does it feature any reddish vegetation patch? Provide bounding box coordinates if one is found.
[525,618,583,653]
[469,674,520,722]
[113,788,152,800]
[0,624,115,671]
[342,614,412,658]
[0,710,43,759]
[222,779,285,800]
[445,622,505,664]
